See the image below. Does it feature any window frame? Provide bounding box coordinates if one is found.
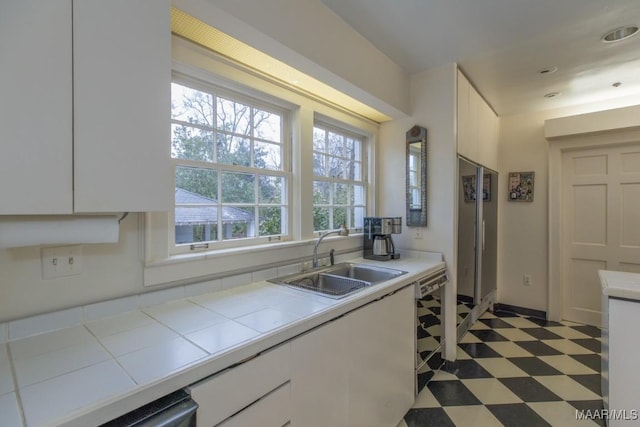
[312,120,368,233]
[170,75,292,255]
[145,41,380,287]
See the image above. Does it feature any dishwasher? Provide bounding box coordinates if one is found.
[100,389,198,427]
[414,266,449,394]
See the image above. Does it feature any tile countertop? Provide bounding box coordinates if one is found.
[599,270,640,301]
[0,251,444,427]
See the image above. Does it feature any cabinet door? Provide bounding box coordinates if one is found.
[290,316,349,427]
[190,343,290,427]
[457,71,476,161]
[217,382,290,427]
[73,0,172,212]
[608,297,640,425]
[0,0,73,214]
[478,100,499,171]
[347,286,415,426]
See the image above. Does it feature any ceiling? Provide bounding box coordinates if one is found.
[320,0,640,116]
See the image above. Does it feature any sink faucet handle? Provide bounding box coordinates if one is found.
[330,249,335,265]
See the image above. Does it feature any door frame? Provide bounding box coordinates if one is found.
[548,128,640,321]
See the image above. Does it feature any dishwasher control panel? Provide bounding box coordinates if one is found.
[414,267,448,298]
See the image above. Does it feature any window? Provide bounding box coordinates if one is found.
[312,122,366,232]
[171,80,289,251]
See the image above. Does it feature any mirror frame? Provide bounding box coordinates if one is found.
[406,125,428,226]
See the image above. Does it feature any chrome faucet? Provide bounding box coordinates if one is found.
[312,225,349,268]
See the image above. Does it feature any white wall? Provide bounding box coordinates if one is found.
[173,0,410,118]
[378,63,457,360]
[379,64,457,264]
[498,99,640,313]
[0,214,145,322]
[497,112,550,311]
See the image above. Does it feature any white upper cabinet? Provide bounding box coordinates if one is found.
[0,0,172,214]
[73,0,172,212]
[0,0,73,214]
[456,71,476,161]
[457,70,499,171]
[478,96,499,171]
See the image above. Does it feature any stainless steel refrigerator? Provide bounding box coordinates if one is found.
[457,157,498,319]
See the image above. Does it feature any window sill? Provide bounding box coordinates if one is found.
[143,234,362,287]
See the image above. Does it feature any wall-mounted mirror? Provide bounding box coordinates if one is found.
[406,125,427,226]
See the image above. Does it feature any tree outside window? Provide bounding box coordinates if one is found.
[312,123,366,232]
[171,81,288,247]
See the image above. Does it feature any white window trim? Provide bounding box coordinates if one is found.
[144,38,379,287]
[312,119,368,233]
[170,75,292,254]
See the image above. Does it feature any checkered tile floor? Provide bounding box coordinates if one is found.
[401,310,603,427]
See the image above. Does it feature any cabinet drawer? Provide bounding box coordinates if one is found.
[217,382,290,427]
[190,343,290,426]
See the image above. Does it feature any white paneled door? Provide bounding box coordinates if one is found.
[562,144,640,325]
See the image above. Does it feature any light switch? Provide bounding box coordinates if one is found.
[41,245,83,279]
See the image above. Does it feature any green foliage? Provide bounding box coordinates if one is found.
[172,84,285,240]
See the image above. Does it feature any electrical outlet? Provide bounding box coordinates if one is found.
[414,228,423,240]
[42,245,83,279]
[523,274,532,286]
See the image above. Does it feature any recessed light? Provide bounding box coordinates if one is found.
[602,26,639,43]
[612,82,622,88]
[538,66,558,75]
[544,92,561,98]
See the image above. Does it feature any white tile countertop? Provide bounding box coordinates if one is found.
[0,251,444,427]
[599,270,640,300]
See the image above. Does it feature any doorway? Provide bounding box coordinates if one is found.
[560,143,640,325]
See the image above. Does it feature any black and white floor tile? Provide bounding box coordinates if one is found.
[416,295,475,389]
[401,310,603,427]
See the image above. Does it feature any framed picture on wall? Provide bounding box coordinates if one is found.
[508,171,535,202]
[462,174,491,202]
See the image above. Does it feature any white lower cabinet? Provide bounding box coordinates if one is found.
[346,285,415,426]
[603,296,640,426]
[291,286,415,427]
[189,343,291,427]
[217,382,291,427]
[190,286,415,427]
[290,314,350,426]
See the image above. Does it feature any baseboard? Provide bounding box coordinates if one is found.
[493,303,546,320]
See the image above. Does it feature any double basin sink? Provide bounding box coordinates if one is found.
[268,262,407,299]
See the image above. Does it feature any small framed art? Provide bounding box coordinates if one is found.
[508,171,534,202]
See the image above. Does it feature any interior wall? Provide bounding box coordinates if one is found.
[173,0,410,118]
[0,214,145,322]
[498,100,640,313]
[378,63,457,360]
[378,63,457,265]
[497,112,550,311]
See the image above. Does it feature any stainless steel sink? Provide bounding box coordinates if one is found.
[324,263,406,283]
[268,263,407,299]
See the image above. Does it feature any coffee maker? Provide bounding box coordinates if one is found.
[363,217,402,261]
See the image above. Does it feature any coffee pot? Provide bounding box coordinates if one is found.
[363,217,401,260]
[372,235,389,256]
